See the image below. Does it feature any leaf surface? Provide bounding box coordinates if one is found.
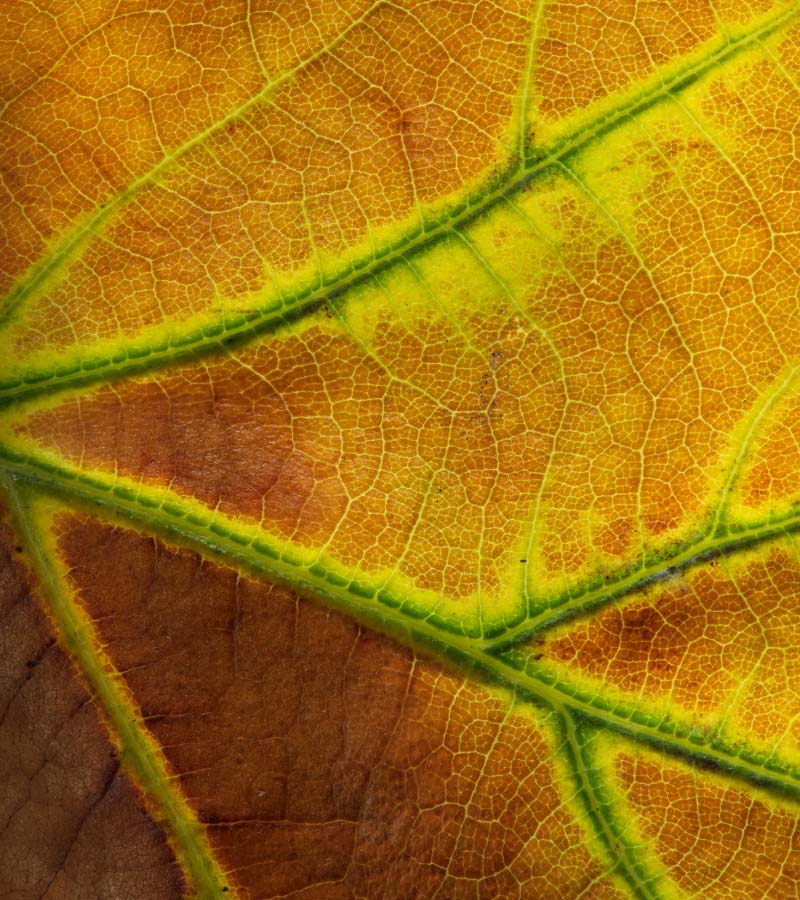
[3,1,800,897]
[0,500,184,896]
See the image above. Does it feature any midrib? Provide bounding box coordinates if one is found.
[3,1,798,404]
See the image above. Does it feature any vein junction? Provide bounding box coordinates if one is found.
[4,446,800,810]
[4,3,800,897]
[2,1,798,401]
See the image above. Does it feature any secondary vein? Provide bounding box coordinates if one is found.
[0,475,234,900]
[3,1,798,405]
[4,446,800,809]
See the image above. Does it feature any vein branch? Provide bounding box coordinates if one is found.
[5,447,800,810]
[557,709,668,900]
[0,0,387,330]
[4,1,798,405]
[0,474,233,900]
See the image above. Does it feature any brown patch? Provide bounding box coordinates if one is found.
[543,545,800,747]
[57,512,625,900]
[0,504,183,898]
[26,312,566,602]
[547,582,710,700]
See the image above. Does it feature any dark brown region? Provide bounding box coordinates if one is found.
[0,506,184,899]
[58,514,625,900]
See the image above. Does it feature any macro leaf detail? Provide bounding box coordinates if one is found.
[3,1,800,898]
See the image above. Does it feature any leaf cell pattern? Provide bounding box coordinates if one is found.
[3,1,800,898]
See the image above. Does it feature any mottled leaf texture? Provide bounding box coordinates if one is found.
[4,2,800,899]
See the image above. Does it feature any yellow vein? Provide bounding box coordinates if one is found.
[712,361,800,531]
[5,447,800,806]
[4,1,799,403]
[516,0,547,160]
[0,475,233,900]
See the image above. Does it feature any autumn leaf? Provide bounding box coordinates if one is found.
[4,0,800,897]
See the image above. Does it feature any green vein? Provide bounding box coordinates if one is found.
[485,353,800,650]
[5,445,800,809]
[558,710,668,900]
[7,434,800,640]
[484,512,798,650]
[7,435,800,645]
[520,663,800,807]
[0,0,385,330]
[3,0,798,406]
[0,476,232,899]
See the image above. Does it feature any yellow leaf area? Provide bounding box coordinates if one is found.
[4,1,800,898]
